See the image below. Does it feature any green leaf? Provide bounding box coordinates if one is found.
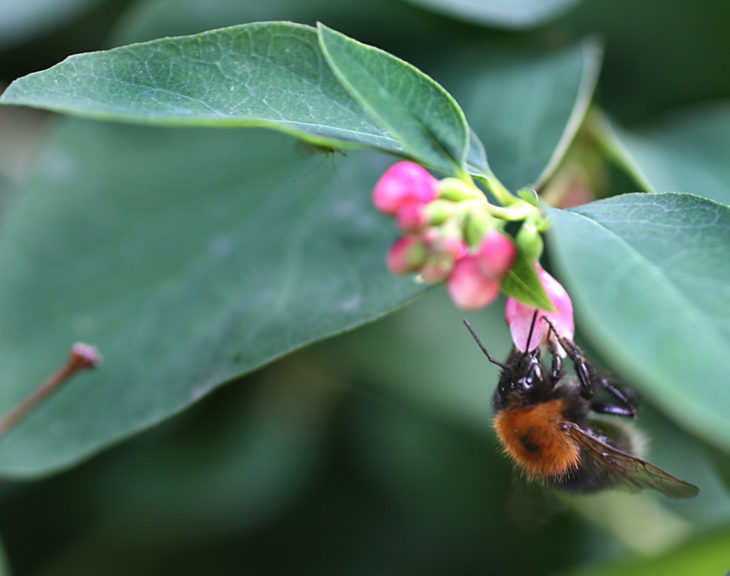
[0,120,425,478]
[0,172,13,213]
[500,250,554,311]
[404,0,581,29]
[559,527,730,576]
[547,193,730,452]
[442,39,601,191]
[1,21,489,177]
[0,23,405,156]
[598,104,730,205]
[466,128,490,178]
[317,23,471,177]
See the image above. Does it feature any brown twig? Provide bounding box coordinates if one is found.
[0,343,102,438]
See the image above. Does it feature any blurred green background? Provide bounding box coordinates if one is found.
[1,0,729,574]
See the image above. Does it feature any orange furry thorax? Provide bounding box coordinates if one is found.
[493,398,580,480]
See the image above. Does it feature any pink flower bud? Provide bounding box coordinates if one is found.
[422,228,468,260]
[387,235,427,275]
[447,254,501,310]
[395,203,428,231]
[478,231,517,279]
[372,162,438,215]
[70,342,103,368]
[420,227,440,246]
[440,236,469,260]
[419,254,454,283]
[505,265,574,351]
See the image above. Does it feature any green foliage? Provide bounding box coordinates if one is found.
[500,249,553,310]
[318,23,472,176]
[548,194,730,451]
[0,0,729,574]
[600,105,730,205]
[0,20,601,477]
[0,123,423,477]
[1,23,404,152]
[559,527,730,576]
[442,40,601,191]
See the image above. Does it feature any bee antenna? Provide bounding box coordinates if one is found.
[541,315,556,333]
[525,310,540,352]
[463,319,508,370]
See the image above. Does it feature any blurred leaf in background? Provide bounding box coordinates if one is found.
[559,527,730,576]
[599,104,730,205]
[0,0,110,48]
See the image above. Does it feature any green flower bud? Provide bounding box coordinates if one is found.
[423,199,458,226]
[463,206,497,248]
[516,220,544,261]
[438,178,483,202]
[516,187,540,207]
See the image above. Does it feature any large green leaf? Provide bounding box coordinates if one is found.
[404,0,581,29]
[1,21,488,177]
[548,193,730,452]
[442,40,601,191]
[0,23,403,153]
[0,121,424,478]
[317,23,471,177]
[599,103,730,205]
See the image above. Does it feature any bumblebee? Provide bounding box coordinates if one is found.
[464,315,698,498]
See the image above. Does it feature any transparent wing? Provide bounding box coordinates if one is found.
[504,471,564,530]
[564,422,699,499]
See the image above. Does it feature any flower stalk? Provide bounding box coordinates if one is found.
[0,343,102,438]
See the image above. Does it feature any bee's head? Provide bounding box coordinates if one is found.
[462,311,551,411]
[493,346,547,410]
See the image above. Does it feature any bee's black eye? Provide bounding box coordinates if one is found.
[494,348,547,405]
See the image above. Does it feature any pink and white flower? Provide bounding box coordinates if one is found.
[505,265,574,351]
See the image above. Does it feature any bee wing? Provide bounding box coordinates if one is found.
[505,471,564,530]
[563,422,699,499]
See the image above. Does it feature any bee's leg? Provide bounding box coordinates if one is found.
[542,318,597,399]
[545,335,563,389]
[541,318,637,417]
[590,377,638,418]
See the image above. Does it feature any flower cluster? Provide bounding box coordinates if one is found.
[372,160,577,353]
[372,162,518,310]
